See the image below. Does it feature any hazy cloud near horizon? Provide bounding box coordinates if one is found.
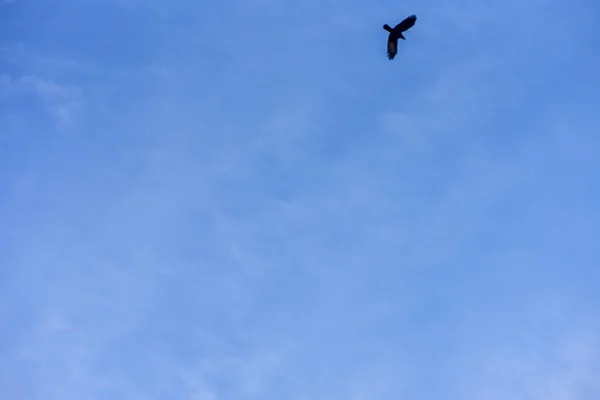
[1,0,599,399]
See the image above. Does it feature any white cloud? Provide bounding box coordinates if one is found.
[0,73,83,127]
[462,323,600,400]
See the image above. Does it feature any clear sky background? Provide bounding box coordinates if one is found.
[1,0,599,399]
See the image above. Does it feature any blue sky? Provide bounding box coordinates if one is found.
[1,0,599,398]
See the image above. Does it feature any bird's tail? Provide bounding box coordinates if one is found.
[383,24,393,32]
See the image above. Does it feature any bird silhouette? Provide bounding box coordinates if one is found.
[383,15,417,60]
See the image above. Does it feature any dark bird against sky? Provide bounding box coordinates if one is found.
[383,15,417,60]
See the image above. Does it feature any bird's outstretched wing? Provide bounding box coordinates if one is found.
[394,15,417,32]
[387,38,397,60]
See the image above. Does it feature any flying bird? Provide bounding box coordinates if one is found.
[383,15,417,60]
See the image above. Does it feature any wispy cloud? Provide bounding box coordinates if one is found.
[0,73,82,127]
